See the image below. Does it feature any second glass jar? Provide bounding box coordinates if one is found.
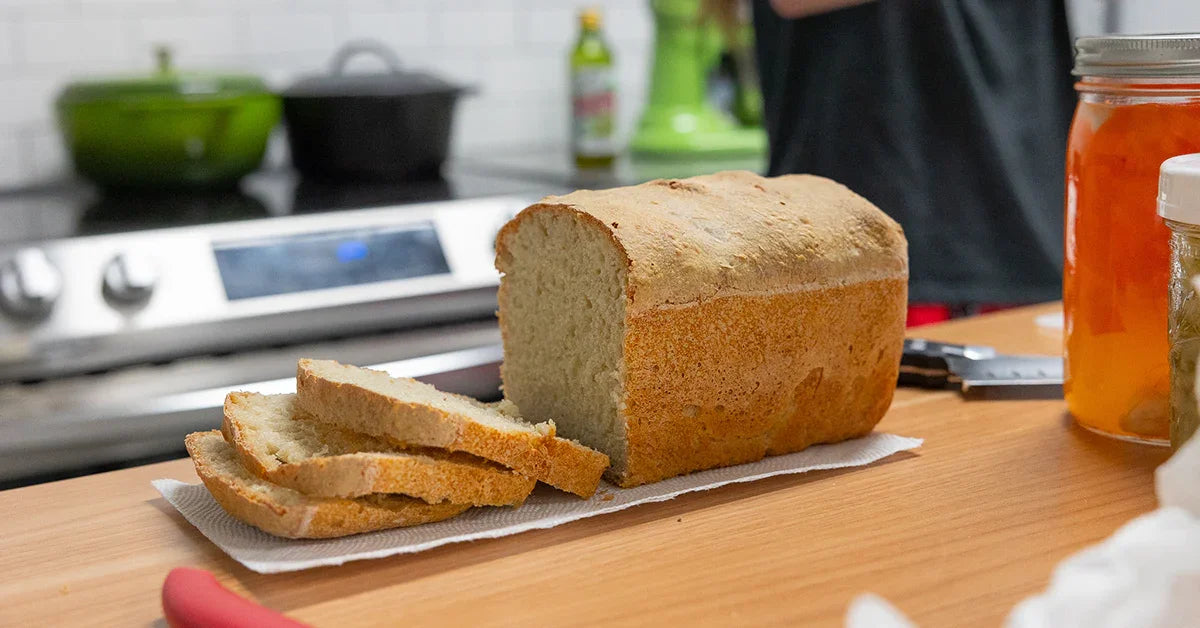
[1159,154,1200,448]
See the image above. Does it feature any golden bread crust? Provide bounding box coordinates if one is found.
[616,279,906,487]
[512,171,907,315]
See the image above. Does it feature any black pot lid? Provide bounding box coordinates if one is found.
[282,40,463,98]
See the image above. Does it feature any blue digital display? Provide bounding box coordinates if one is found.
[213,223,449,300]
[336,240,369,263]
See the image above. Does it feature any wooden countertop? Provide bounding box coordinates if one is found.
[0,304,1172,627]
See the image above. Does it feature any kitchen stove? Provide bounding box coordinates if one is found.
[0,168,561,486]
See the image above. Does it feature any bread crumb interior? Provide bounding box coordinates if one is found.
[499,210,629,474]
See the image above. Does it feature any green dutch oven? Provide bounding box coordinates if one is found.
[56,48,281,190]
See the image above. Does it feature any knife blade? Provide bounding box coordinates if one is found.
[899,338,1063,399]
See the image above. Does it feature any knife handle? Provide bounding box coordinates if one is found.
[903,338,996,361]
[897,364,953,388]
[897,338,992,388]
[162,567,309,628]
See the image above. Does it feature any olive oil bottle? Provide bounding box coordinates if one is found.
[570,8,616,169]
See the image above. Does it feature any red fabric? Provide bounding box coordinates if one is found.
[906,303,951,328]
[905,303,1018,328]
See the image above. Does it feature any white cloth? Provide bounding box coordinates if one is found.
[846,435,1200,628]
[846,594,917,628]
[154,432,922,574]
[1005,508,1200,628]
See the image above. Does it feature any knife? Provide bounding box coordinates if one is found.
[162,567,310,628]
[899,338,1063,399]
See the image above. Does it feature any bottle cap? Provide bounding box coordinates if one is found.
[580,7,602,30]
[1159,154,1200,225]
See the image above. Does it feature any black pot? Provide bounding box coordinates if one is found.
[280,41,470,182]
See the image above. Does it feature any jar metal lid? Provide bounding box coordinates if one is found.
[1074,33,1200,77]
[1159,154,1200,225]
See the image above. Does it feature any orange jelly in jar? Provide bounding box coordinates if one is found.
[1065,35,1200,443]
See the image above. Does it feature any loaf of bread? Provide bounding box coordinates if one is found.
[495,171,908,487]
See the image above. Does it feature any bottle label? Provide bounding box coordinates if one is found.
[572,67,615,157]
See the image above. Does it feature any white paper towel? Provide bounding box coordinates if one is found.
[846,434,1200,628]
[154,432,921,574]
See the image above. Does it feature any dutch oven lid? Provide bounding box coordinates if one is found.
[282,40,464,98]
[57,46,270,104]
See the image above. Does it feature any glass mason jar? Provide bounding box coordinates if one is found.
[1065,35,1200,444]
[1158,154,1200,449]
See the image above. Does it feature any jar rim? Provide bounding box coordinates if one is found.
[1074,33,1200,78]
[1075,76,1200,97]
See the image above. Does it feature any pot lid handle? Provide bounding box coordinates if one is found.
[154,44,174,75]
[329,40,403,76]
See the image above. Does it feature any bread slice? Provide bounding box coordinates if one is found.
[222,391,536,506]
[296,358,610,498]
[184,431,470,539]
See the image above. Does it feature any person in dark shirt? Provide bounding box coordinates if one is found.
[750,0,1076,323]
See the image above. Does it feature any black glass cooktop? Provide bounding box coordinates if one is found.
[0,166,561,246]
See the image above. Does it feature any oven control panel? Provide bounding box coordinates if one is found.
[0,196,531,381]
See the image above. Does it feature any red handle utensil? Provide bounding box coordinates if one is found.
[162,567,309,628]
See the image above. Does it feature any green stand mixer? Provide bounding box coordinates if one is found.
[631,0,766,158]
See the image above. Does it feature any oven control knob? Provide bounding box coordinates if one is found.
[102,252,157,306]
[0,248,62,320]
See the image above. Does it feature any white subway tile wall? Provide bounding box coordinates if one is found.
[0,0,653,187]
[342,9,434,48]
[16,18,135,68]
[0,23,14,68]
[0,135,23,188]
[135,15,240,61]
